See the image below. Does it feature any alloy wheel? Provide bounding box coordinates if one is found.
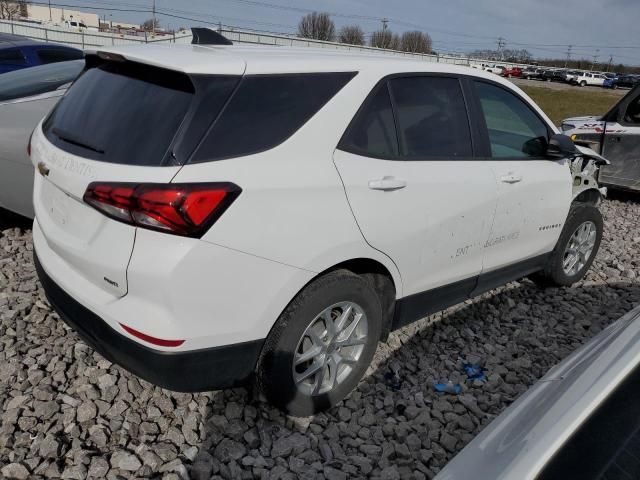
[292,302,368,396]
[562,221,597,276]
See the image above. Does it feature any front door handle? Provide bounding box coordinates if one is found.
[500,174,522,184]
[368,176,407,191]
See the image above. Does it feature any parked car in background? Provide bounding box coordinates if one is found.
[31,33,607,415]
[616,74,640,89]
[436,303,640,480]
[501,66,522,78]
[563,70,582,83]
[483,63,505,75]
[562,85,640,191]
[542,69,568,83]
[572,72,606,87]
[0,33,83,74]
[0,60,83,218]
[522,67,545,80]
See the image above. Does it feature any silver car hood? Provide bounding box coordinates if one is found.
[435,305,640,480]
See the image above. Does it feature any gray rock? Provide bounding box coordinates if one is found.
[1,463,30,480]
[214,438,246,463]
[110,451,142,471]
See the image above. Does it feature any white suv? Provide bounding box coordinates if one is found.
[31,36,606,415]
[573,72,606,87]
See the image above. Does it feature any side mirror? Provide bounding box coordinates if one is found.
[547,133,577,158]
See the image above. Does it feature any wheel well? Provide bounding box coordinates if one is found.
[573,188,602,207]
[324,259,397,341]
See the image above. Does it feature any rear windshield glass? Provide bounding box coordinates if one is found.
[191,72,356,163]
[0,60,83,102]
[43,61,195,165]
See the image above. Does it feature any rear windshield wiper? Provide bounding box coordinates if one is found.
[52,127,105,154]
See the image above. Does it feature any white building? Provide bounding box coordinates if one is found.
[19,4,100,29]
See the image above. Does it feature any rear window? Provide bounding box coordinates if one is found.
[192,72,355,163]
[44,61,196,165]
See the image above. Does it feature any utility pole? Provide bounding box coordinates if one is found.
[591,49,599,71]
[496,37,506,61]
[48,0,52,22]
[606,55,613,72]
[381,18,388,32]
[152,0,156,36]
[564,45,572,68]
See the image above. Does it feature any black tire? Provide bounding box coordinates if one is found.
[580,81,587,87]
[532,204,603,287]
[256,270,382,416]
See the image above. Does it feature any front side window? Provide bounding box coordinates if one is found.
[389,76,472,159]
[338,83,398,158]
[474,81,549,158]
[0,48,26,66]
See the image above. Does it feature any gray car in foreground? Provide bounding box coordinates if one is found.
[436,303,640,480]
[0,60,83,218]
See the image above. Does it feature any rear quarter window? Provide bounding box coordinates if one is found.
[191,72,356,163]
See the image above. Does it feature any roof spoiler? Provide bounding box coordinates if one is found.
[191,28,233,46]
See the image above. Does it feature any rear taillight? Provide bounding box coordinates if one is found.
[83,182,241,237]
[27,129,34,156]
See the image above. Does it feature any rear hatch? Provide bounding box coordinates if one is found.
[32,51,242,297]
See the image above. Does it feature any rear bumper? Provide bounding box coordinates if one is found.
[34,252,263,392]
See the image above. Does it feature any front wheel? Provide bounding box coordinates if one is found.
[256,270,382,416]
[580,81,587,87]
[532,204,603,287]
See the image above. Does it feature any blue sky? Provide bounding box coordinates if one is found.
[45,0,640,65]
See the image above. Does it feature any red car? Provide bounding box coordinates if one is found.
[501,67,522,78]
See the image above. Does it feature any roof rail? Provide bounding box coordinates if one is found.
[191,28,233,46]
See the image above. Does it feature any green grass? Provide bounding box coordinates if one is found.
[520,85,621,126]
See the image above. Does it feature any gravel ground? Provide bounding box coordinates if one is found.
[1,195,639,480]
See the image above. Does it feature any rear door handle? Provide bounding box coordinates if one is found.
[500,174,522,184]
[368,176,407,191]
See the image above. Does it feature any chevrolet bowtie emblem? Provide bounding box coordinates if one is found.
[37,162,50,177]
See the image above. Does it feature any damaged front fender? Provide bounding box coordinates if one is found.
[570,145,610,205]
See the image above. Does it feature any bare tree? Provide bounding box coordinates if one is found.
[338,25,365,45]
[141,17,160,31]
[0,1,27,20]
[297,12,336,41]
[400,30,432,54]
[370,30,400,50]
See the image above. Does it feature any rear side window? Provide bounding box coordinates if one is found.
[0,48,25,66]
[192,72,355,162]
[339,83,398,158]
[474,81,549,158]
[44,61,196,165]
[389,76,472,158]
[37,48,83,64]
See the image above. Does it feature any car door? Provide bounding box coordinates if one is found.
[601,88,640,190]
[334,75,498,309]
[469,79,572,292]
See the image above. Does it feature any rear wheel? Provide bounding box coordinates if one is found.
[532,204,603,287]
[580,80,587,87]
[256,270,382,416]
